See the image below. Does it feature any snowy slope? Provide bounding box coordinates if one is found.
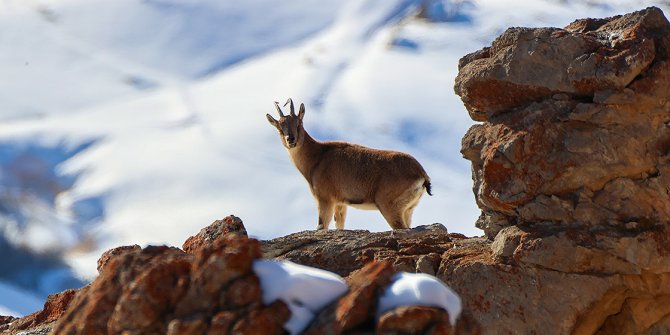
[1,0,668,316]
[0,0,343,118]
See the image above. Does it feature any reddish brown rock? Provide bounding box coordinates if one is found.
[44,227,278,335]
[455,7,668,121]
[1,216,292,335]
[166,317,208,335]
[2,289,79,333]
[107,256,191,334]
[458,7,670,239]
[336,261,395,331]
[262,223,455,277]
[53,246,186,335]
[7,219,473,335]
[303,261,395,335]
[174,235,261,318]
[183,215,247,254]
[260,219,669,333]
[377,306,453,335]
[449,7,670,334]
[36,290,79,326]
[206,311,239,335]
[219,274,262,309]
[96,244,141,273]
[492,225,670,275]
[231,300,290,335]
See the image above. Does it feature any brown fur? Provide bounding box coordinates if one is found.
[267,99,431,230]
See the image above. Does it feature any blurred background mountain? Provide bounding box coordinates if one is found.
[0,0,667,316]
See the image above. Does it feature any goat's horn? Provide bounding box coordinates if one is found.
[284,98,295,116]
[274,101,285,117]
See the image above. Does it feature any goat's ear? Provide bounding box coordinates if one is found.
[298,103,305,120]
[266,114,279,128]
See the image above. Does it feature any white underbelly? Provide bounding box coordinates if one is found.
[348,203,378,210]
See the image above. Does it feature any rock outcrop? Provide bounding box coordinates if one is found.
[0,289,77,335]
[3,7,670,335]
[1,217,469,335]
[456,6,670,238]
[262,223,469,277]
[453,5,670,334]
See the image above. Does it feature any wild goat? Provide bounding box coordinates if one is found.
[266,98,432,230]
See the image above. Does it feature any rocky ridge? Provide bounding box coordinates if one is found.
[2,6,670,335]
[1,217,471,335]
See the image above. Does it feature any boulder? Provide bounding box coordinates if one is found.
[455,7,669,121]
[302,261,396,334]
[451,6,670,334]
[43,220,285,335]
[262,223,460,277]
[457,7,670,239]
[182,215,247,254]
[377,306,454,335]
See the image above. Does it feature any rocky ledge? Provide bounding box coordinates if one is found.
[3,6,670,335]
[1,217,477,335]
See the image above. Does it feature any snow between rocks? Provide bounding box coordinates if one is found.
[252,259,349,334]
[378,272,462,325]
[253,259,462,334]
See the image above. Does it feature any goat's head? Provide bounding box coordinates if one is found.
[266,98,305,149]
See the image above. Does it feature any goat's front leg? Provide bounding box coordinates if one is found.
[334,204,347,229]
[316,200,335,230]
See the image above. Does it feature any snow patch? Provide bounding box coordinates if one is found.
[378,272,462,325]
[252,259,349,334]
[253,259,463,332]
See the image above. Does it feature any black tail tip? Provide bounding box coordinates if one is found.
[424,181,433,196]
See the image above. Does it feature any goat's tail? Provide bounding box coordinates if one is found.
[424,180,433,196]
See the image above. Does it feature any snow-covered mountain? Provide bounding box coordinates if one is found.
[1,0,667,316]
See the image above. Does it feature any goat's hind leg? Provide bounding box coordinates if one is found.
[377,201,407,230]
[399,182,424,229]
[402,205,417,229]
[402,192,423,229]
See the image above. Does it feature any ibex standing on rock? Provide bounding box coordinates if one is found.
[266,99,432,230]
